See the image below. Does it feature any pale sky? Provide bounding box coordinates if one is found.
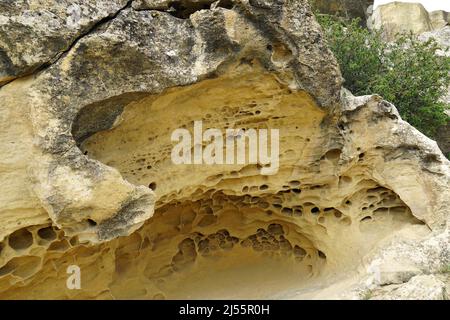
[374,0,450,12]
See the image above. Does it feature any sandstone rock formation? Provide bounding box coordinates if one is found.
[0,0,130,86]
[368,2,449,40]
[430,10,449,31]
[0,0,448,299]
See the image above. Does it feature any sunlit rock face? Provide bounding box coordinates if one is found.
[0,0,448,299]
[368,2,449,40]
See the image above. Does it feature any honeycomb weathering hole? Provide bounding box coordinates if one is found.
[8,229,33,251]
[0,69,425,299]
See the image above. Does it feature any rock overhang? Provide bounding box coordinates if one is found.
[0,0,448,299]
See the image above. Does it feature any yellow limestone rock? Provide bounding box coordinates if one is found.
[0,0,448,299]
[369,2,449,40]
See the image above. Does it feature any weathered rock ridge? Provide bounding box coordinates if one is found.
[0,0,448,299]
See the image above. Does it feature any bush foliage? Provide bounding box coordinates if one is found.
[317,15,450,139]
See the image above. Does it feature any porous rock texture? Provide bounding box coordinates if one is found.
[0,0,448,299]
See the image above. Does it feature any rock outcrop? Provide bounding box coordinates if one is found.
[0,0,448,299]
[430,10,450,31]
[368,2,449,40]
[419,26,450,57]
[368,2,450,158]
[0,0,130,86]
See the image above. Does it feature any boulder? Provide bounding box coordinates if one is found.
[429,10,449,30]
[369,2,433,40]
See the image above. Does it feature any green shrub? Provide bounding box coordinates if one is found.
[316,14,450,139]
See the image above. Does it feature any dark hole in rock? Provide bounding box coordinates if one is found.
[87,219,97,227]
[8,229,33,251]
[37,227,57,241]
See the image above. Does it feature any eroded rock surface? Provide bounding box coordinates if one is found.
[0,0,129,85]
[368,2,449,40]
[369,275,449,300]
[0,0,448,299]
